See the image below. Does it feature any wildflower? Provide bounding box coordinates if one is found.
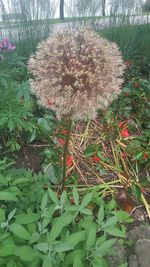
[66,155,73,167]
[57,137,65,146]
[142,153,148,161]
[28,27,125,121]
[0,37,16,51]
[120,127,129,138]
[92,155,100,162]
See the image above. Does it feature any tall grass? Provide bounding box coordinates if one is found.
[99,23,150,60]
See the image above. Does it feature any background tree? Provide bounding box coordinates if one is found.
[143,0,150,13]
[60,0,64,20]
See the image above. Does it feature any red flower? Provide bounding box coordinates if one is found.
[57,137,65,146]
[92,155,100,162]
[47,99,54,107]
[66,155,73,167]
[61,129,67,135]
[124,92,129,97]
[133,82,139,88]
[118,121,125,128]
[120,127,129,138]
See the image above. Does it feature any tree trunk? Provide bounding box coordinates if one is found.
[60,0,64,20]
[102,0,106,16]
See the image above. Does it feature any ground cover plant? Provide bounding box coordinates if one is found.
[0,20,150,267]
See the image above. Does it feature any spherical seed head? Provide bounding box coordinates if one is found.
[28,27,125,120]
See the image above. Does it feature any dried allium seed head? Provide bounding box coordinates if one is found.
[28,27,125,120]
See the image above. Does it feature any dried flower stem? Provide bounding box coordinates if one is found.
[61,116,72,193]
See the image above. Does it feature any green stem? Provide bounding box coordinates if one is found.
[61,117,72,193]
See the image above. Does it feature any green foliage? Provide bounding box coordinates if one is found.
[0,161,130,266]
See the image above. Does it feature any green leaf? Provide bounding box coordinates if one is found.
[36,243,49,253]
[92,257,108,267]
[29,232,40,244]
[8,209,16,221]
[66,230,86,248]
[73,186,79,205]
[0,208,5,223]
[42,256,52,267]
[84,144,97,157]
[55,243,73,252]
[41,192,48,210]
[99,239,116,256]
[38,118,52,134]
[15,246,39,262]
[10,223,31,240]
[103,216,118,228]
[112,211,133,223]
[106,198,116,211]
[0,244,16,257]
[48,213,73,242]
[131,184,141,201]
[0,116,8,126]
[8,118,15,132]
[12,178,30,185]
[0,192,18,201]
[48,188,58,204]
[86,227,96,249]
[73,255,84,267]
[105,226,126,238]
[98,204,104,224]
[80,192,93,208]
[15,213,40,224]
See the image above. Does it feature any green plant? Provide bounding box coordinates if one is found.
[0,160,132,266]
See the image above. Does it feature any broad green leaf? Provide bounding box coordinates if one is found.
[80,192,93,208]
[103,216,118,228]
[38,118,52,134]
[15,246,39,262]
[98,204,104,224]
[54,243,73,252]
[105,226,126,238]
[48,213,73,242]
[60,191,68,207]
[36,243,49,253]
[65,250,85,266]
[73,255,84,267]
[29,232,40,244]
[48,188,58,204]
[8,118,15,132]
[92,257,108,267]
[106,198,116,211]
[73,186,79,205]
[15,213,40,224]
[0,192,18,201]
[10,223,31,240]
[86,227,96,250]
[0,244,16,257]
[66,230,86,248]
[41,192,48,210]
[99,239,116,256]
[112,211,133,223]
[0,208,5,223]
[0,117,8,126]
[42,256,52,267]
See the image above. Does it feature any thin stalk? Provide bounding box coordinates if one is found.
[61,118,72,193]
